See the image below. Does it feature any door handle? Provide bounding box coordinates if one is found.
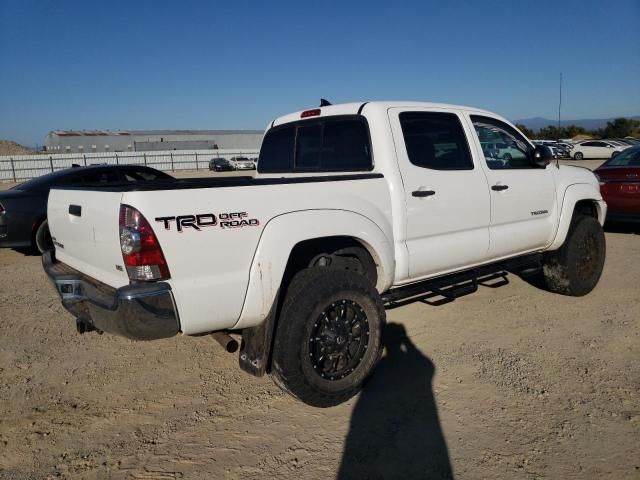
[491,185,509,191]
[68,204,82,216]
[412,190,436,197]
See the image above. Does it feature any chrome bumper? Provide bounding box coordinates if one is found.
[42,250,180,340]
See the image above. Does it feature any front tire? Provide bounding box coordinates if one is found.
[574,152,584,160]
[34,219,52,254]
[271,268,385,407]
[542,215,605,296]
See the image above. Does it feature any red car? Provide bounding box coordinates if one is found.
[594,145,640,223]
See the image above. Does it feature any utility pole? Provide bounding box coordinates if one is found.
[558,72,563,132]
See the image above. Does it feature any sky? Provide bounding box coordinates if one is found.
[1,0,639,147]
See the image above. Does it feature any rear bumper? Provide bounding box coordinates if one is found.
[42,250,180,340]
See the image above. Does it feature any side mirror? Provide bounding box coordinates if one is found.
[532,145,553,167]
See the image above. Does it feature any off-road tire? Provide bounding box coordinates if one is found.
[542,215,605,296]
[574,152,584,160]
[34,219,52,254]
[270,267,385,407]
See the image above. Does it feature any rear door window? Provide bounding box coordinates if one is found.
[259,116,372,173]
[399,112,474,170]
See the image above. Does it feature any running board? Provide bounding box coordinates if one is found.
[382,253,542,306]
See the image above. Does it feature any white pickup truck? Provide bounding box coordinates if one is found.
[43,101,606,407]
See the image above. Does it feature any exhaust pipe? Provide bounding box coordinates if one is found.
[211,332,239,353]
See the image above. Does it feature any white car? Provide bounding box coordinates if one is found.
[572,140,628,160]
[230,156,256,170]
[43,101,607,407]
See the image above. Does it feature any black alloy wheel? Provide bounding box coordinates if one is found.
[308,299,370,381]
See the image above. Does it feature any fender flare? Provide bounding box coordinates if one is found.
[233,209,394,330]
[547,183,606,251]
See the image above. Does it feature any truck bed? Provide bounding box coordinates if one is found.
[47,173,392,335]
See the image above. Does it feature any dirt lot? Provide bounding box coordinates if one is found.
[1,161,639,479]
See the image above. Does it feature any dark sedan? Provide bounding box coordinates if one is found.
[0,164,173,253]
[594,146,640,223]
[209,158,235,172]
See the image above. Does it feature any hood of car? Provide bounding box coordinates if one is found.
[557,165,599,188]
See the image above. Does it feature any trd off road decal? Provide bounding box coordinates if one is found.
[155,211,259,232]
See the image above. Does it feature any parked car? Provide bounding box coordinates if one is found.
[594,145,640,222]
[613,138,638,145]
[572,140,628,160]
[0,165,172,253]
[554,142,574,158]
[230,156,256,170]
[43,101,605,407]
[209,158,235,172]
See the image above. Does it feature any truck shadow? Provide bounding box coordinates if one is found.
[338,323,453,480]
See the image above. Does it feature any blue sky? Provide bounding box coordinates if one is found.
[1,0,639,147]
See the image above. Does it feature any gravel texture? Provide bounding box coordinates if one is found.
[1,160,638,479]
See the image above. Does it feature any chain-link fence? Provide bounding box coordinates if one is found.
[0,149,259,182]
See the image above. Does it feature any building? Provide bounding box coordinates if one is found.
[45,129,264,153]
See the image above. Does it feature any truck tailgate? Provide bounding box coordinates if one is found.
[48,189,129,288]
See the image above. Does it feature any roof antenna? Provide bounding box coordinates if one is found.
[320,98,332,107]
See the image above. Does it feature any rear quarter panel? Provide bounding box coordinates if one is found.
[122,177,392,334]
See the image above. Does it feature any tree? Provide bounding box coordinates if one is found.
[515,123,535,139]
[602,118,640,138]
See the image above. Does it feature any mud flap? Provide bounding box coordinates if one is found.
[239,297,279,377]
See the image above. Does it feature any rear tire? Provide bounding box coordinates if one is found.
[542,215,605,296]
[574,152,584,160]
[34,219,52,254]
[270,268,385,407]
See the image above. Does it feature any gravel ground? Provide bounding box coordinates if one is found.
[0,160,638,479]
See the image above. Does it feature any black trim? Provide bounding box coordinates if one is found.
[51,173,384,192]
[270,119,275,128]
[357,102,369,115]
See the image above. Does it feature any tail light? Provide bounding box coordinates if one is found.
[119,204,170,281]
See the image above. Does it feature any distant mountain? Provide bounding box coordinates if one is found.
[513,116,640,131]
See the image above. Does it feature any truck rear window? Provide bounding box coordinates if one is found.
[259,116,372,173]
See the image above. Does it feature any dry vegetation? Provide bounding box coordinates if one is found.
[0,140,36,156]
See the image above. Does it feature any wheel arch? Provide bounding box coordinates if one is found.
[548,184,606,251]
[234,209,394,331]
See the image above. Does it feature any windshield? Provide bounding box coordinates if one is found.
[606,147,640,167]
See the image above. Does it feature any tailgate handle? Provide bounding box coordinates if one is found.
[68,205,82,217]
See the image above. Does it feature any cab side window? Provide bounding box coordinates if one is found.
[471,116,534,169]
[399,112,473,170]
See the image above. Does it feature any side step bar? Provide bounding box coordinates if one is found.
[382,253,542,306]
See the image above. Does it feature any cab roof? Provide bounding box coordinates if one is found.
[271,101,499,127]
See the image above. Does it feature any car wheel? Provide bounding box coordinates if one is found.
[270,267,385,407]
[574,152,584,160]
[34,219,53,254]
[542,215,605,296]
